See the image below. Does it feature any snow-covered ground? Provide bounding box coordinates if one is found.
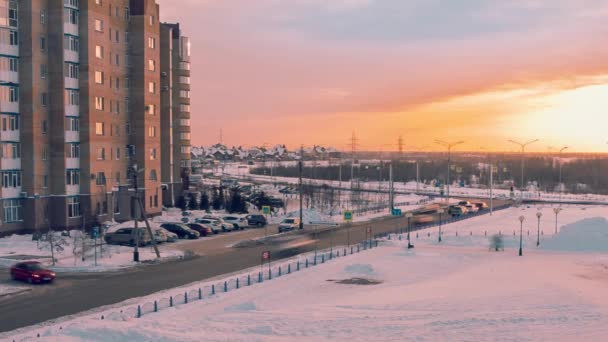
[0,231,183,273]
[5,205,608,341]
[0,283,30,298]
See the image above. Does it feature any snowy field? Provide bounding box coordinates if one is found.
[4,205,608,341]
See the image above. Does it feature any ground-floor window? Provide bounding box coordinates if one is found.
[3,199,22,223]
[67,196,80,218]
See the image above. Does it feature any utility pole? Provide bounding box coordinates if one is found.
[435,140,465,204]
[128,162,160,262]
[508,139,539,201]
[299,145,304,230]
[397,135,404,157]
[389,162,394,212]
[558,146,568,205]
[348,132,358,189]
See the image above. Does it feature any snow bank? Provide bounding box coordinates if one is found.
[542,217,608,252]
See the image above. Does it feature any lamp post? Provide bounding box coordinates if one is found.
[437,208,444,243]
[518,215,525,256]
[536,211,542,247]
[508,139,539,201]
[557,146,568,205]
[435,140,465,204]
[406,212,414,249]
[553,207,562,234]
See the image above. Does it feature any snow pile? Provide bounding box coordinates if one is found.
[542,217,608,252]
[0,284,30,298]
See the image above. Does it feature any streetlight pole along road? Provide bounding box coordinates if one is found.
[557,146,568,205]
[536,211,542,247]
[518,215,525,256]
[508,139,539,202]
[435,140,465,204]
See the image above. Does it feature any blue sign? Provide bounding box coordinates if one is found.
[92,226,99,239]
[460,180,465,187]
[392,208,402,216]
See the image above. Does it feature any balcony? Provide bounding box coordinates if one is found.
[1,186,22,200]
[0,44,18,57]
[66,184,80,196]
[64,50,79,63]
[65,130,79,143]
[65,105,79,117]
[0,101,18,113]
[0,130,19,142]
[0,71,18,84]
[66,157,80,169]
[65,77,79,89]
[64,23,79,36]
[0,158,21,170]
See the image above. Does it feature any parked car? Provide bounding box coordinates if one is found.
[156,228,178,242]
[458,201,472,207]
[473,201,489,210]
[186,223,212,236]
[246,214,267,227]
[160,223,200,239]
[222,215,248,230]
[278,218,300,233]
[105,227,152,246]
[152,228,168,243]
[201,216,233,232]
[10,261,56,284]
[448,205,467,217]
[196,218,226,233]
[465,204,479,213]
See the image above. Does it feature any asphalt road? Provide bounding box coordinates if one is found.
[0,199,509,333]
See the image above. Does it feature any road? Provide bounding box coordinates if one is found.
[0,199,509,333]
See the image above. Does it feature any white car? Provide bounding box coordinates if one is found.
[198,217,232,232]
[222,216,248,230]
[465,204,479,213]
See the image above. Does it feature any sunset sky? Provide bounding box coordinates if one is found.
[159,0,608,152]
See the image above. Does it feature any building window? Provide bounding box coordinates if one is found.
[67,117,80,131]
[96,172,106,186]
[41,92,48,106]
[66,89,79,105]
[9,30,18,46]
[124,7,130,21]
[125,78,130,89]
[180,104,190,112]
[180,90,190,99]
[148,126,156,137]
[148,59,155,71]
[115,147,120,160]
[95,122,105,135]
[64,8,78,25]
[180,62,190,70]
[125,122,131,135]
[96,147,106,160]
[1,171,22,188]
[40,36,47,52]
[68,143,80,158]
[149,148,157,160]
[95,71,104,84]
[3,199,22,223]
[95,0,102,5]
[179,119,190,126]
[115,172,121,185]
[64,35,79,51]
[148,37,155,49]
[181,146,191,154]
[147,104,155,115]
[8,57,18,72]
[1,142,20,158]
[68,197,80,218]
[114,54,119,66]
[95,19,104,32]
[65,63,79,78]
[179,132,191,140]
[9,87,18,102]
[66,169,80,185]
[179,76,190,84]
[149,15,155,26]
[115,77,120,89]
[41,10,47,24]
[42,145,48,160]
[95,97,105,111]
[40,64,47,79]
[149,169,157,181]
[42,120,48,134]
[148,81,155,94]
[95,45,104,59]
[43,175,48,188]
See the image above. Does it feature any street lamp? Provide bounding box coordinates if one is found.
[536,211,542,247]
[518,215,525,256]
[435,140,465,204]
[553,207,562,234]
[437,208,444,243]
[406,212,414,249]
[508,139,539,201]
[557,146,568,205]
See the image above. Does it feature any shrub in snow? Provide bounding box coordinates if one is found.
[489,234,504,252]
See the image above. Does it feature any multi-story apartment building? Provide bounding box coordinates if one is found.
[159,22,191,207]
[0,0,190,236]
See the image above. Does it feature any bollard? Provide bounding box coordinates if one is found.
[224,281,228,292]
[154,301,158,312]
[279,266,282,276]
[330,251,333,260]
[344,248,346,256]
[357,245,360,253]
[269,268,272,280]
[248,274,251,286]
[297,261,300,271]
[528,230,530,235]
[170,296,173,307]
[185,292,188,304]
[416,232,419,238]
[322,254,325,263]
[258,272,263,282]
[305,259,309,268]
[513,231,515,236]
[485,231,487,236]
[456,231,458,236]
[288,264,291,274]
[212,285,216,295]
[351,246,354,254]
[388,234,392,240]
[428,232,430,237]
[137,305,142,318]
[199,288,202,300]
[376,240,378,247]
[236,278,240,289]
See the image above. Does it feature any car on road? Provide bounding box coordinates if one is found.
[413,214,434,224]
[195,218,227,233]
[104,227,152,246]
[222,215,248,230]
[246,214,267,227]
[473,201,489,210]
[448,205,467,217]
[186,223,213,236]
[160,223,200,239]
[10,261,56,284]
[465,204,479,213]
[278,218,300,233]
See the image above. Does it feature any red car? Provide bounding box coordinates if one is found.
[10,261,56,284]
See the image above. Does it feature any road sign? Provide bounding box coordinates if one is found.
[92,226,99,239]
[344,210,353,221]
[262,206,271,215]
[392,208,402,216]
[262,251,271,260]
